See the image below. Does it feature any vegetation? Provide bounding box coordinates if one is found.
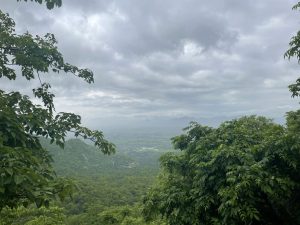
[143,116,300,224]
[1,0,300,225]
[46,138,167,224]
[0,137,169,224]
[0,0,114,210]
[142,3,300,225]
[285,2,300,98]
[41,138,164,177]
[16,0,62,9]
[0,206,65,225]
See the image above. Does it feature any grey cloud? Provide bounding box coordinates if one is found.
[0,0,300,130]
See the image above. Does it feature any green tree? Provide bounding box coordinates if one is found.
[285,1,300,97]
[143,116,300,225]
[0,1,115,210]
[143,2,300,225]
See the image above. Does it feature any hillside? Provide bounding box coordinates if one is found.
[41,138,169,177]
[38,137,171,224]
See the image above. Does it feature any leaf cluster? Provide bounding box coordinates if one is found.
[284,1,300,97]
[0,0,114,210]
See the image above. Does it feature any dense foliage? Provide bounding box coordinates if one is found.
[41,138,162,177]
[0,138,168,224]
[45,138,166,224]
[143,115,300,225]
[0,0,114,210]
[0,206,65,225]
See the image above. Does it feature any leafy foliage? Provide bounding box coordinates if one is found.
[0,1,114,210]
[141,2,300,224]
[94,205,166,225]
[0,206,65,225]
[40,138,164,177]
[285,1,300,97]
[42,138,164,216]
[0,136,166,224]
[143,115,300,225]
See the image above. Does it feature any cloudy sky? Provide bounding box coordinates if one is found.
[1,0,300,130]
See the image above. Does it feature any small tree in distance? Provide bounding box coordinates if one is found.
[0,0,115,210]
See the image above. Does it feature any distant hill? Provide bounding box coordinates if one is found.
[40,138,169,177]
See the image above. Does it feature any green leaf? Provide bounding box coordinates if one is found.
[14,175,23,185]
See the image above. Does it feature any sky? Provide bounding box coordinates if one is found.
[1,0,300,131]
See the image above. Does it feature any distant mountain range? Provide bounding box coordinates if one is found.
[41,138,171,177]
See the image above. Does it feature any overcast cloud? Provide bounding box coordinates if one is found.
[1,0,300,130]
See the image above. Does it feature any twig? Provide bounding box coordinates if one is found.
[37,71,42,85]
